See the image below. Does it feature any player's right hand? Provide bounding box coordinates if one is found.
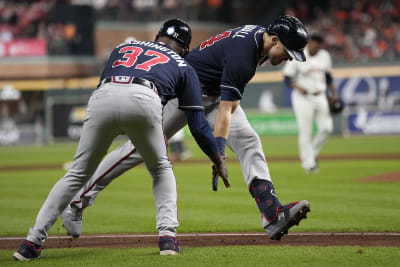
[212,155,230,191]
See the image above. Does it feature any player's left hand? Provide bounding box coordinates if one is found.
[212,165,219,191]
[212,155,229,191]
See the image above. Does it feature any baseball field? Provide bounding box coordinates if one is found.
[0,135,399,266]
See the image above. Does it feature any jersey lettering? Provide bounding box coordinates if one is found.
[112,46,143,68]
[232,25,257,38]
[112,46,170,71]
[199,31,232,50]
[136,50,170,71]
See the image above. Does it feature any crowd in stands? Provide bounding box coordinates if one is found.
[68,0,224,22]
[0,0,53,41]
[1,0,400,62]
[90,0,400,62]
[287,0,400,62]
[0,0,80,55]
[0,0,217,55]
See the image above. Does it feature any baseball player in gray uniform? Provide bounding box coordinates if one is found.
[63,16,311,242]
[283,33,338,173]
[13,19,229,261]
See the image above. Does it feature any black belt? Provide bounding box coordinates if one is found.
[308,91,322,96]
[201,86,219,96]
[98,76,156,92]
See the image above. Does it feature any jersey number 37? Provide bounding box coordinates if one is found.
[112,46,170,71]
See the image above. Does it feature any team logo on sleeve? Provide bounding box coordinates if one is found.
[199,31,232,50]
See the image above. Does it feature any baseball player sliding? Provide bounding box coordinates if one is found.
[13,19,229,261]
[283,33,338,173]
[62,15,311,242]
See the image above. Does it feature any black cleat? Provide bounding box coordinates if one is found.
[159,236,180,255]
[265,200,310,240]
[13,240,42,261]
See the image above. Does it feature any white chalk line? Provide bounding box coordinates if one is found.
[1,232,400,241]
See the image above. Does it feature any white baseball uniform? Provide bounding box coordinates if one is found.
[283,48,333,171]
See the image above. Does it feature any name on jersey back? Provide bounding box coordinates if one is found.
[117,40,187,67]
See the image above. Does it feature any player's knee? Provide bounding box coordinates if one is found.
[320,122,333,135]
[326,126,333,135]
[228,127,261,150]
[298,133,311,145]
[147,158,173,174]
[246,128,262,146]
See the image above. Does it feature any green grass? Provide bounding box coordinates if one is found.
[1,160,399,236]
[0,135,399,166]
[1,135,399,265]
[1,246,399,267]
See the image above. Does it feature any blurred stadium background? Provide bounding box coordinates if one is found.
[1,0,400,145]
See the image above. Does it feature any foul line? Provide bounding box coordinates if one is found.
[1,232,400,241]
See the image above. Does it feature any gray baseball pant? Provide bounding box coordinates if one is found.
[27,83,178,245]
[69,95,272,213]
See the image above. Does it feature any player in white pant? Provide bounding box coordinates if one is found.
[283,33,338,173]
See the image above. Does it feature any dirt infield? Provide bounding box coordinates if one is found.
[1,232,400,250]
[359,171,400,182]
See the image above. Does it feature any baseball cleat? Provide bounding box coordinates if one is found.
[265,200,310,240]
[159,236,180,255]
[305,165,319,174]
[13,240,42,261]
[62,205,83,238]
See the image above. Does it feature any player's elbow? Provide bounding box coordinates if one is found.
[189,121,209,137]
[219,100,240,114]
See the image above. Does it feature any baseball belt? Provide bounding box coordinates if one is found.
[308,91,322,96]
[98,76,157,94]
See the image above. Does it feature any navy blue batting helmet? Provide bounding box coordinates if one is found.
[266,15,309,62]
[156,19,192,49]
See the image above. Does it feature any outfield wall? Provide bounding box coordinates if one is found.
[241,64,400,136]
[1,63,400,145]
